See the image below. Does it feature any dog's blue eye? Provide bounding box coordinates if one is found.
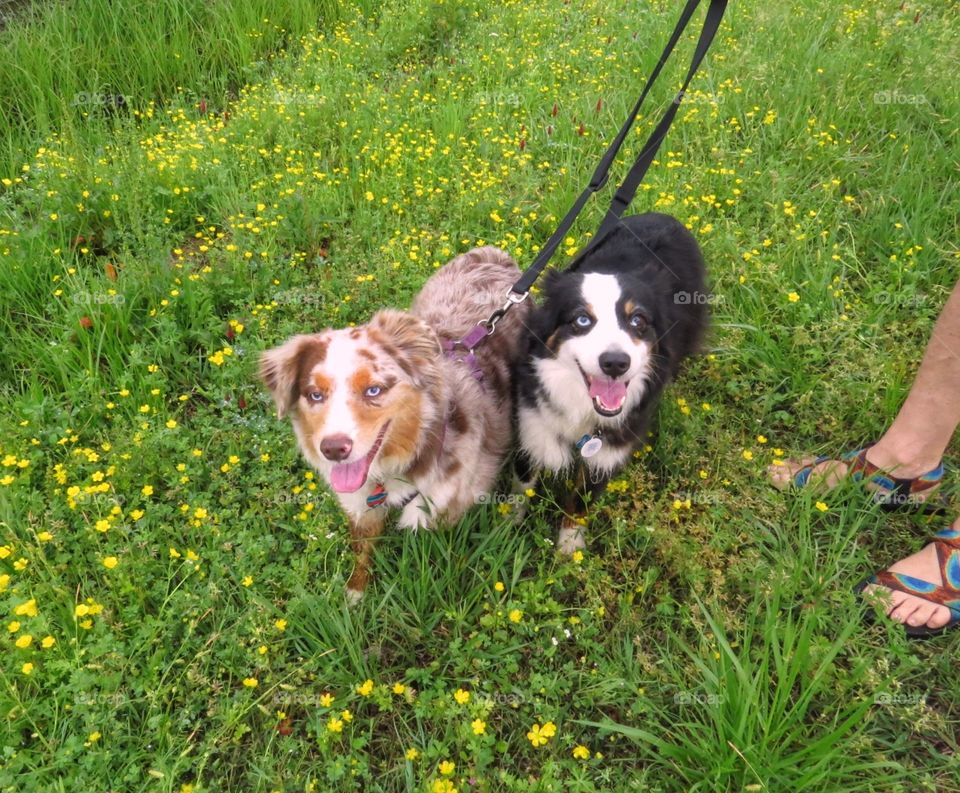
[364,386,383,398]
[307,391,325,403]
[629,313,648,331]
[574,314,593,328]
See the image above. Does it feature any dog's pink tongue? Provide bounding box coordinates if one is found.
[329,458,370,493]
[589,377,627,410]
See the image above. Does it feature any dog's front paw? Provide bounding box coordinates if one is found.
[345,587,364,606]
[557,517,586,555]
[398,497,431,531]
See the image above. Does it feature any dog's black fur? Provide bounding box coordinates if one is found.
[513,212,708,546]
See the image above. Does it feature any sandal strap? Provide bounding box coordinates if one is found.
[933,528,960,588]
[847,446,945,501]
[869,528,960,618]
[792,455,830,487]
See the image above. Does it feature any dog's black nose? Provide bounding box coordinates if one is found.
[598,351,631,378]
[320,434,353,462]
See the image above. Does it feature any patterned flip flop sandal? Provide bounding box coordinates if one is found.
[855,526,960,639]
[790,444,946,513]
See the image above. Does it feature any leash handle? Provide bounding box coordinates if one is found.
[509,0,726,297]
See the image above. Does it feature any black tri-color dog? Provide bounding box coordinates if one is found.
[513,212,708,553]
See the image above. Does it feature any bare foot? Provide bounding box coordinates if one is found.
[862,517,960,632]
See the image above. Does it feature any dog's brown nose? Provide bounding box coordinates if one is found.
[320,434,353,462]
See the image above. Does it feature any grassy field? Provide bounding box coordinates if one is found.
[1,0,959,790]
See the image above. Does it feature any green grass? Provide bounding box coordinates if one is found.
[0,0,384,177]
[1,0,959,790]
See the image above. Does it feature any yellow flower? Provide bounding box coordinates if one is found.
[494,581,505,593]
[41,636,55,649]
[21,662,33,675]
[74,604,90,617]
[742,450,754,461]
[94,519,110,533]
[356,679,374,697]
[405,747,419,761]
[526,723,554,747]
[242,677,258,688]
[37,531,53,542]
[141,485,154,497]
[471,719,486,735]
[15,634,32,648]
[756,435,768,444]
[431,781,457,793]
[319,692,334,707]
[14,599,37,617]
[274,619,287,631]
[453,688,470,704]
[392,682,406,695]
[509,609,522,623]
[815,501,829,512]
[572,550,584,564]
[524,488,536,498]
[327,717,343,733]
[103,556,119,569]
[540,721,557,738]
[166,419,178,429]
[438,760,455,775]
[788,291,800,303]
[242,575,253,587]
[573,744,591,760]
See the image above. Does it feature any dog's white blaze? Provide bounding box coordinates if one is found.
[318,335,361,457]
[572,273,652,383]
[578,273,630,363]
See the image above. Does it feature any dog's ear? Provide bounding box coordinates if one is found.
[260,334,323,419]
[368,309,440,390]
[526,269,573,357]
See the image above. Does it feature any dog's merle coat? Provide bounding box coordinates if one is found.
[513,213,707,552]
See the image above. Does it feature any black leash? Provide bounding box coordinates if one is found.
[481,0,727,337]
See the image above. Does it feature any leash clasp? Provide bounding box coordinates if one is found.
[484,288,529,335]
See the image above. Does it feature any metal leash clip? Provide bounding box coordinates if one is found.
[484,288,529,336]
